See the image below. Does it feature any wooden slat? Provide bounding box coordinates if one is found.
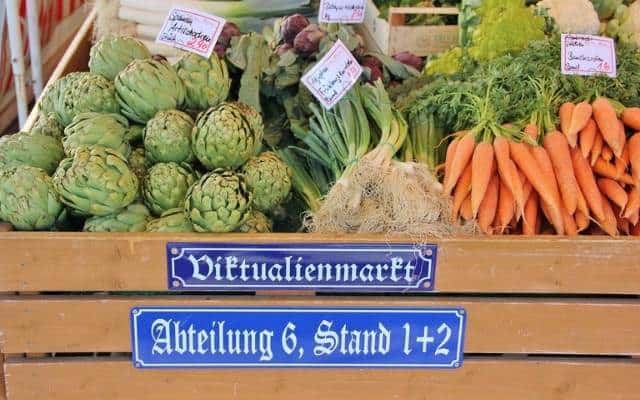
[1,233,639,294]
[4,356,639,400]
[388,6,460,15]
[0,295,638,355]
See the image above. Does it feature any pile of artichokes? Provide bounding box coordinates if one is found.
[0,35,292,233]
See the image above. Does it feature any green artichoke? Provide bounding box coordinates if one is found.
[146,208,194,232]
[44,72,120,126]
[128,147,148,200]
[128,147,148,182]
[0,132,64,174]
[142,162,197,216]
[83,203,152,232]
[143,109,194,164]
[125,124,144,144]
[62,112,131,157]
[184,169,253,232]
[192,102,264,170]
[53,146,139,216]
[175,52,230,110]
[30,113,63,138]
[241,151,291,213]
[38,72,81,123]
[89,35,152,80]
[0,166,65,230]
[237,210,273,233]
[115,58,185,123]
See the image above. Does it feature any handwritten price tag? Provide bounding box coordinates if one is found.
[561,34,617,78]
[319,0,367,23]
[301,40,363,110]
[156,6,225,58]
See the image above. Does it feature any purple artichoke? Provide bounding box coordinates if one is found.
[276,43,294,56]
[214,22,241,58]
[219,22,241,47]
[281,14,310,45]
[393,51,424,71]
[293,24,325,57]
[362,56,383,82]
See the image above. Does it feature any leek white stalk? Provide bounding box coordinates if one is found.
[119,0,312,24]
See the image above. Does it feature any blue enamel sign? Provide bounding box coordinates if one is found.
[167,242,437,292]
[130,307,466,368]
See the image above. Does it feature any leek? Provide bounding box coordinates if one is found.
[119,0,315,23]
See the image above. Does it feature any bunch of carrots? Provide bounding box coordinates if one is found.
[443,80,640,236]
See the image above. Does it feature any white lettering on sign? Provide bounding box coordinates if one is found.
[156,6,225,58]
[151,319,276,361]
[185,254,417,285]
[319,0,367,23]
[561,34,617,78]
[301,40,362,110]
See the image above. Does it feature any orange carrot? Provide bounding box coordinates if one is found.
[617,120,627,158]
[602,145,613,162]
[522,178,533,205]
[443,137,460,190]
[597,178,628,210]
[452,163,472,220]
[571,148,606,221]
[471,142,495,218]
[575,210,589,232]
[579,119,597,158]
[617,212,630,235]
[597,193,619,236]
[562,206,578,236]
[622,107,640,130]
[629,132,640,186]
[460,194,473,221]
[543,130,579,215]
[523,192,539,235]
[531,146,564,219]
[496,180,515,234]
[540,200,554,229]
[567,101,592,147]
[444,131,475,195]
[510,142,565,234]
[622,145,631,167]
[559,102,575,137]
[615,155,627,180]
[576,186,590,218]
[591,131,604,166]
[592,158,635,184]
[593,97,623,157]
[623,186,640,220]
[493,137,525,218]
[477,174,499,234]
[628,210,639,226]
[524,124,539,141]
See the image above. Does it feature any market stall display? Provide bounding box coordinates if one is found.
[0,1,639,399]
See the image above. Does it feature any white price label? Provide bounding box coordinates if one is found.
[561,34,617,78]
[319,0,367,23]
[156,6,225,58]
[301,40,362,110]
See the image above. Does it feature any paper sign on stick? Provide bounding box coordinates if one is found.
[156,6,225,58]
[561,34,617,78]
[319,0,367,23]
[301,40,363,110]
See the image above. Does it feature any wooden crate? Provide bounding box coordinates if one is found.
[361,1,459,56]
[0,233,639,399]
[1,7,639,400]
